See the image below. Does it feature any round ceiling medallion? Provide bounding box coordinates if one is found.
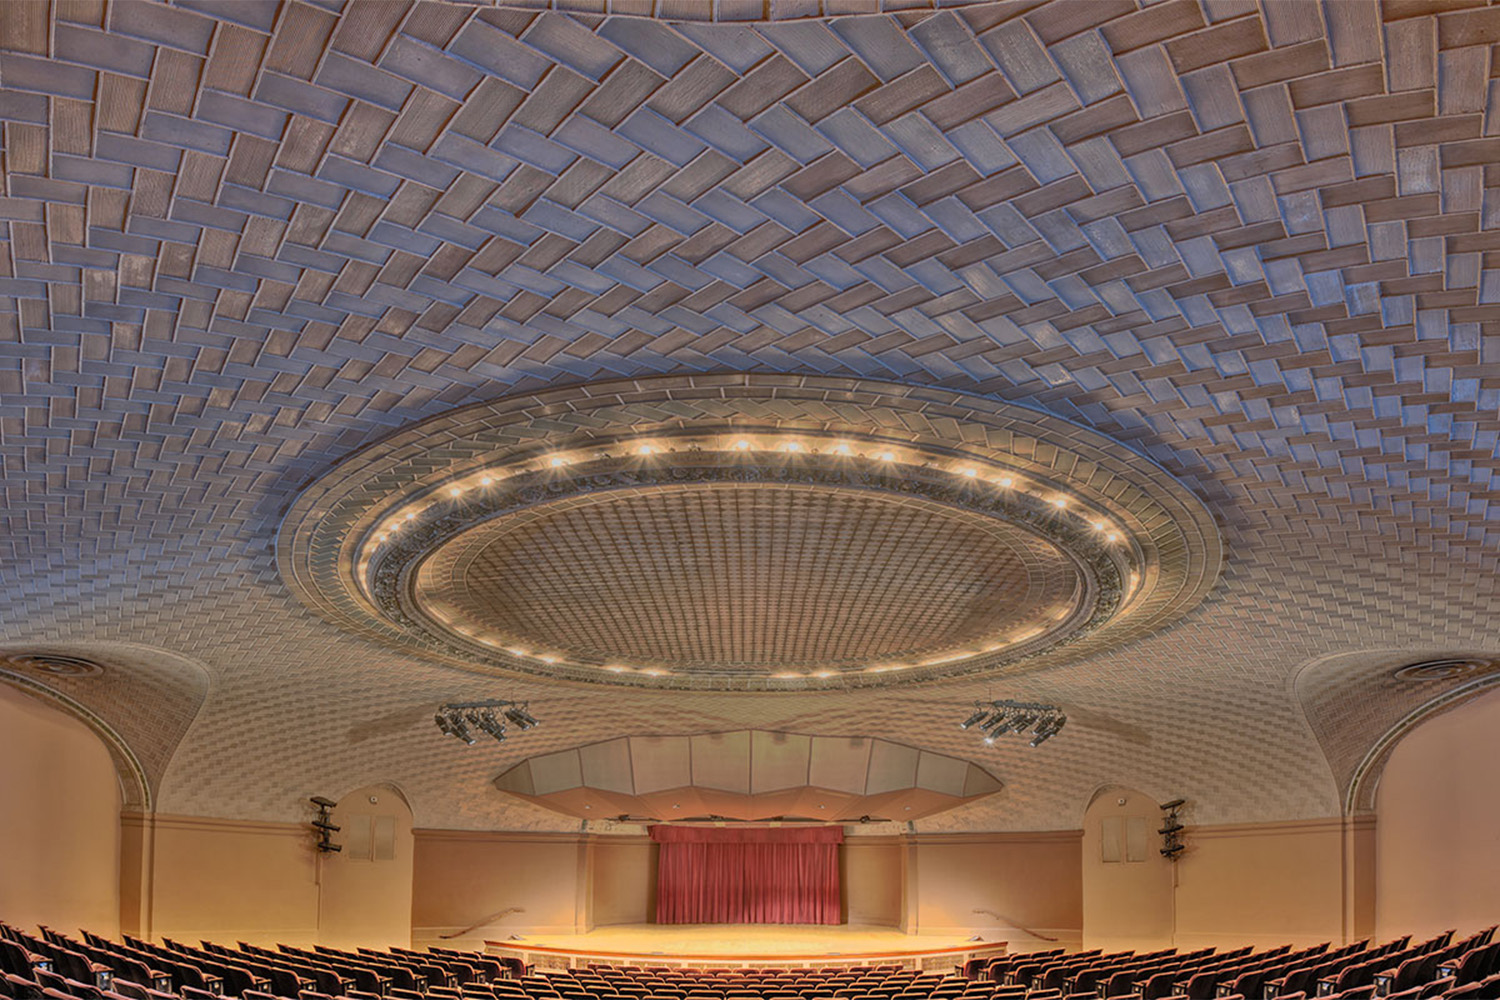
[279,375,1221,690]
[1393,657,1499,682]
[4,653,106,678]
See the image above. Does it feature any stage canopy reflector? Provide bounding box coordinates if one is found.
[492,729,1002,822]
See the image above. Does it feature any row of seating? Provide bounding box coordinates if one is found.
[521,967,1006,1000]
[955,931,1499,1000]
[3,923,1499,1000]
[0,926,504,1000]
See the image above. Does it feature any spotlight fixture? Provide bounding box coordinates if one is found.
[961,700,1066,748]
[434,700,540,746]
[503,704,539,730]
[959,707,991,730]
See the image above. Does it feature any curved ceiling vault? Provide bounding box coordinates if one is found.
[1,0,1497,830]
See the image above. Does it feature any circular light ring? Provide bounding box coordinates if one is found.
[279,374,1223,690]
[354,429,1138,682]
[367,459,1125,682]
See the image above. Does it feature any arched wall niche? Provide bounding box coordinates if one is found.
[1373,684,1500,942]
[0,641,216,812]
[1081,786,1174,951]
[0,672,149,811]
[1291,648,1500,816]
[319,784,416,949]
[1347,673,1500,817]
[0,683,124,936]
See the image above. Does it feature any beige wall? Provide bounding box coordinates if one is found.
[145,813,321,946]
[589,836,655,927]
[318,785,414,949]
[0,684,123,936]
[412,830,589,948]
[1376,685,1500,941]
[907,832,1083,950]
[1083,786,1351,951]
[1082,787,1174,951]
[843,837,903,927]
[1174,820,1346,950]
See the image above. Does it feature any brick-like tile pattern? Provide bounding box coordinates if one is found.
[0,1,1496,830]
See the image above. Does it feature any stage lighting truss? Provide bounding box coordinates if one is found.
[960,700,1067,748]
[434,699,539,746]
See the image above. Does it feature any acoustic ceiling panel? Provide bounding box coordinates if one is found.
[493,730,1003,821]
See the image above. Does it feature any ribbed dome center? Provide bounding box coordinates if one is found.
[417,484,1083,673]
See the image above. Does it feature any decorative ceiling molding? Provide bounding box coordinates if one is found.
[281,374,1221,689]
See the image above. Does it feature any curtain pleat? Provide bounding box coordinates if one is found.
[650,826,842,925]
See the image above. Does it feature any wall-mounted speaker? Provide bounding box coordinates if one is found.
[310,795,342,854]
[1159,799,1185,860]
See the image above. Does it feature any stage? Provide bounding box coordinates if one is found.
[487,924,1007,971]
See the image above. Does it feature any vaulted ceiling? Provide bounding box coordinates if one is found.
[1,0,1497,834]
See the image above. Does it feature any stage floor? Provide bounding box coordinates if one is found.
[518,924,980,956]
[488,924,1007,970]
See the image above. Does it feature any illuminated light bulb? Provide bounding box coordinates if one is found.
[994,476,1014,488]
[605,665,629,673]
[448,485,464,498]
[1091,521,1105,531]
[733,439,752,451]
[637,444,656,456]
[832,443,852,456]
[479,475,493,485]
[772,672,803,679]
[781,441,803,453]
[812,671,836,679]
[1050,497,1068,508]
[506,647,526,657]
[958,467,978,478]
[538,655,558,664]
[1106,532,1121,543]
[404,511,417,521]
[549,456,567,467]
[876,451,896,462]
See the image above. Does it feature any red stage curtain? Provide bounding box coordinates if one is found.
[650,826,843,925]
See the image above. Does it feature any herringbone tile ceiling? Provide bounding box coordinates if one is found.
[1,0,1498,832]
